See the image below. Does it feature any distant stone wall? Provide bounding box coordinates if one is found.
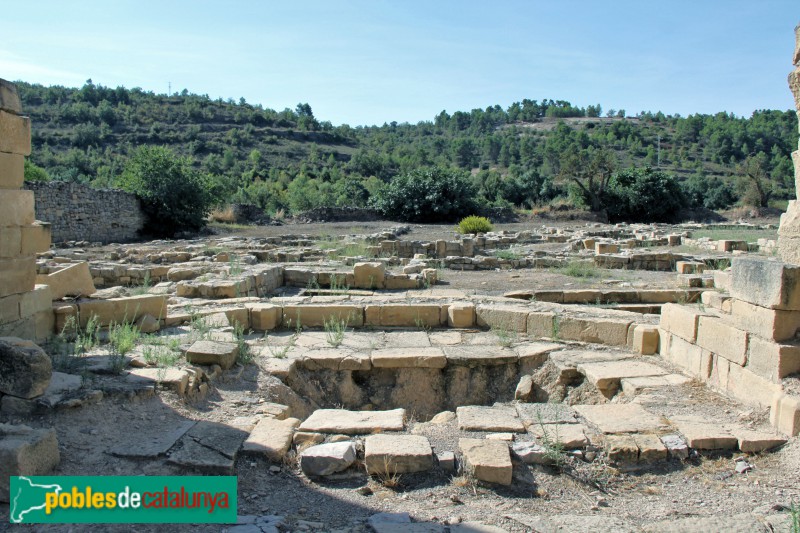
[24,181,145,243]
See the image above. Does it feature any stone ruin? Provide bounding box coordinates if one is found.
[0,29,800,529]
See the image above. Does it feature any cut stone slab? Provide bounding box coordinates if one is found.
[459,438,512,486]
[605,434,638,466]
[298,408,405,434]
[299,441,357,476]
[443,346,518,366]
[370,347,446,369]
[126,368,191,396]
[577,359,668,397]
[300,349,371,371]
[108,420,195,458]
[660,434,689,459]
[634,433,668,463]
[669,415,737,450]
[365,434,434,474]
[514,342,562,368]
[0,337,52,399]
[530,423,589,449]
[0,424,60,503]
[512,441,553,465]
[731,428,788,453]
[185,340,238,370]
[620,374,692,396]
[730,257,800,310]
[383,331,431,347]
[167,421,249,474]
[242,417,301,461]
[36,262,96,300]
[515,403,577,426]
[575,404,665,434]
[456,405,525,432]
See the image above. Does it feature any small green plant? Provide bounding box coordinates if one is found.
[234,322,254,365]
[495,248,522,261]
[324,313,351,348]
[551,315,561,341]
[537,414,567,470]
[561,260,599,279]
[228,256,244,277]
[188,312,211,343]
[413,314,431,332]
[492,322,517,347]
[305,277,321,291]
[456,215,493,235]
[75,314,101,355]
[788,499,799,533]
[329,274,350,294]
[142,344,181,367]
[132,271,153,296]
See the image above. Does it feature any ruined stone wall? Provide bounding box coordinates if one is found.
[24,181,146,244]
[777,23,800,263]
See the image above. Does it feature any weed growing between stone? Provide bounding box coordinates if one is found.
[234,323,254,365]
[324,313,351,348]
[108,320,140,373]
[789,500,800,533]
[561,260,600,279]
[370,457,402,489]
[492,321,517,348]
[131,270,152,296]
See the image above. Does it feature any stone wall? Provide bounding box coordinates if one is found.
[777,22,800,263]
[24,181,145,244]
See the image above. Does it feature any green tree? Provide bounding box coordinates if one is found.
[117,146,215,237]
[605,167,685,222]
[23,159,51,182]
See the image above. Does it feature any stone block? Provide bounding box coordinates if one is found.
[620,374,691,396]
[721,356,783,408]
[0,190,34,226]
[282,304,363,328]
[0,257,36,298]
[353,262,385,289]
[447,303,475,328]
[558,316,632,346]
[659,303,709,342]
[476,305,528,332]
[0,79,22,114]
[0,337,52,399]
[713,270,732,292]
[632,324,659,355]
[746,336,800,382]
[660,331,711,379]
[676,261,705,274]
[527,311,555,338]
[577,360,667,397]
[383,273,419,290]
[299,349,371,371]
[0,152,23,189]
[733,429,788,453]
[20,285,52,317]
[365,434,433,474]
[595,243,620,254]
[695,316,748,366]
[298,408,405,434]
[299,441,357,476]
[669,415,737,450]
[20,222,51,255]
[633,434,668,463]
[371,347,446,368]
[0,226,21,258]
[242,417,301,461]
[380,304,441,327]
[0,294,22,324]
[729,298,800,342]
[247,303,282,331]
[456,405,525,432]
[36,262,96,300]
[185,340,238,370]
[530,423,589,449]
[459,438,512,486]
[770,393,800,436]
[575,404,664,434]
[0,424,60,503]
[730,257,800,310]
[77,294,167,327]
[0,110,31,155]
[605,435,638,465]
[778,201,800,264]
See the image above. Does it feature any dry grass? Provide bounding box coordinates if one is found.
[211,205,237,223]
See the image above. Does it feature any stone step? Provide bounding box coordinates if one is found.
[459,438,512,486]
[364,434,434,474]
[298,408,405,434]
[456,405,525,432]
[575,404,666,434]
[576,359,668,397]
[241,417,301,461]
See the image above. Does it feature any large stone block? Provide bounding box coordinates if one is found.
[247,303,282,331]
[447,302,475,328]
[36,262,96,300]
[475,305,528,332]
[0,257,36,298]
[778,201,800,264]
[770,393,800,436]
[0,79,22,114]
[379,304,441,327]
[0,294,22,324]
[0,226,21,258]
[660,331,711,379]
[632,324,659,355]
[0,424,60,502]
[353,262,385,289]
[659,303,709,342]
[0,337,52,399]
[746,336,800,381]
[76,294,167,327]
[20,285,52,317]
[365,434,433,474]
[729,298,800,342]
[459,438,512,486]
[185,340,238,370]
[0,189,34,226]
[20,222,51,255]
[0,151,23,189]
[282,304,364,328]
[241,417,300,461]
[0,110,31,155]
[527,311,556,338]
[371,347,446,368]
[730,257,800,310]
[558,316,632,346]
[695,316,748,366]
[714,355,783,409]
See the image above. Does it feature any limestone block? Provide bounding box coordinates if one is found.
[0,110,30,155]
[716,240,747,252]
[20,285,52,317]
[558,316,632,346]
[242,417,301,461]
[371,347,446,369]
[0,151,23,189]
[733,429,788,453]
[530,423,589,449]
[605,435,638,465]
[770,393,800,436]
[728,298,800,342]
[595,243,620,254]
[669,415,737,450]
[36,262,96,300]
[0,189,34,226]
[700,290,730,312]
[0,79,22,114]
[459,438,512,486]
[720,356,783,409]
[633,434,668,463]
[247,303,282,331]
[0,294,22,324]
[577,360,667,397]
[659,303,709,342]
[632,324,659,355]
[0,424,60,502]
[299,441,356,476]
[696,316,748,366]
[447,302,475,328]
[298,408,405,434]
[353,262,385,289]
[456,405,525,432]
[730,257,800,310]
[575,404,664,434]
[713,270,732,291]
[620,374,691,396]
[475,305,528,332]
[0,226,21,258]
[299,349,371,371]
[20,222,51,255]
[380,304,441,327]
[0,337,52,399]
[282,304,364,328]
[527,311,555,338]
[778,201,800,264]
[365,434,433,474]
[127,368,190,395]
[746,336,800,381]
[185,340,238,370]
[0,257,36,298]
[383,273,420,290]
[661,332,711,379]
[794,151,800,196]
[676,261,705,274]
[81,294,167,327]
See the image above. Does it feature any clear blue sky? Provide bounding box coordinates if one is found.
[2,1,796,126]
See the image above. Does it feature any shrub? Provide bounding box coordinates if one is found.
[369,167,478,222]
[117,146,216,237]
[604,167,686,223]
[457,215,493,234]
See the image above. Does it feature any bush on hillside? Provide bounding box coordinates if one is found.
[369,167,478,222]
[604,167,686,223]
[456,215,493,234]
[117,146,215,237]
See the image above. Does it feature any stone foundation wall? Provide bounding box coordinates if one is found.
[23,181,145,244]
